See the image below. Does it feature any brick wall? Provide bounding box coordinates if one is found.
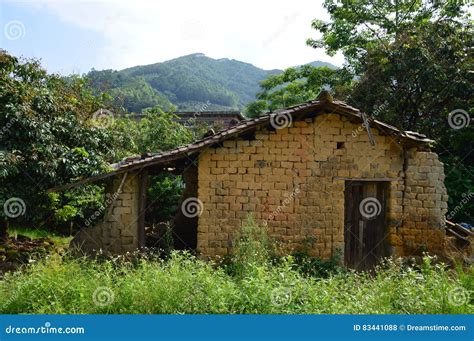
[197,113,447,259]
[71,171,141,254]
[394,149,448,255]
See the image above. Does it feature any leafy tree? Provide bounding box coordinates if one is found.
[245,66,353,117]
[0,51,116,242]
[306,0,473,222]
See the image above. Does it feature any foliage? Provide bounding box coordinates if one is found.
[146,174,184,224]
[85,53,325,112]
[46,185,106,234]
[226,216,273,277]
[245,65,353,117]
[111,108,193,159]
[307,0,470,73]
[292,251,344,278]
[0,51,116,237]
[0,252,471,314]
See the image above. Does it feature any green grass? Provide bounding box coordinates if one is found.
[0,252,472,314]
[1,219,472,314]
[9,227,72,247]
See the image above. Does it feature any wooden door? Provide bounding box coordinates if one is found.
[344,181,389,270]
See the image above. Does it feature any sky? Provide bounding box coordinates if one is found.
[0,0,344,75]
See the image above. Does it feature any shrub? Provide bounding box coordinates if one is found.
[0,252,472,314]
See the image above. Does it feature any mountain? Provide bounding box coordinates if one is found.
[86,53,336,113]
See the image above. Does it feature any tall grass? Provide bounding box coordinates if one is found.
[0,219,472,314]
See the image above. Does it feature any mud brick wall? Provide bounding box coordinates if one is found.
[393,150,448,256]
[71,171,141,254]
[197,113,448,259]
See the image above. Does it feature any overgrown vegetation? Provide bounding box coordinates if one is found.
[0,51,194,239]
[0,219,472,314]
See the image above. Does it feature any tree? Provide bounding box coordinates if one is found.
[245,65,353,117]
[0,51,116,242]
[307,0,473,221]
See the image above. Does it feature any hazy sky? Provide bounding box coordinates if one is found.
[0,0,345,75]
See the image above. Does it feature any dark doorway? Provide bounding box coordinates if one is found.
[172,165,199,251]
[344,181,389,270]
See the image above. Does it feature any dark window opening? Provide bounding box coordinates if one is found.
[337,142,345,149]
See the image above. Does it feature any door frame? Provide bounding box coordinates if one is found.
[343,180,390,270]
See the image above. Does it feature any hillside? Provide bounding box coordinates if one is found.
[86,53,336,113]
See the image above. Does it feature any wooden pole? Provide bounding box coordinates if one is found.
[138,169,149,249]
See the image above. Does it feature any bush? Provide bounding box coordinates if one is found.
[0,252,472,314]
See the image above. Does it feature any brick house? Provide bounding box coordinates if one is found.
[59,92,461,269]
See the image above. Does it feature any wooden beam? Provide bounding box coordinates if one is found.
[334,177,401,182]
[361,112,376,146]
[137,169,149,248]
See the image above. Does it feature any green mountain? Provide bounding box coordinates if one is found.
[86,53,336,113]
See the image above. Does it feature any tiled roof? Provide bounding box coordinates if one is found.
[49,94,434,191]
[111,97,433,172]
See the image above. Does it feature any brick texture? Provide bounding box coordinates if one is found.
[197,113,448,259]
[71,172,141,253]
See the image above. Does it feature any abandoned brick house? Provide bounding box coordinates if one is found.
[56,92,471,270]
